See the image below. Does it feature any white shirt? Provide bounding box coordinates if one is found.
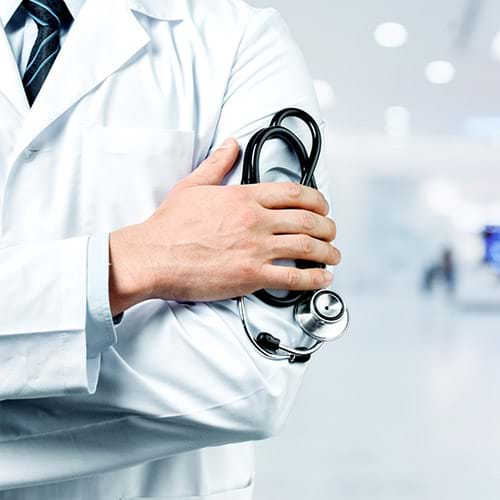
[2,0,84,76]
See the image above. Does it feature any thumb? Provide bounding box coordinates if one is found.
[185,138,240,186]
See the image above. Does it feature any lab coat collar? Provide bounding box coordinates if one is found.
[0,7,28,117]
[128,0,186,20]
[4,0,186,166]
[8,0,187,166]
[0,0,23,27]
[0,0,85,119]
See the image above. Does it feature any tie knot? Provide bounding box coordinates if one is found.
[22,0,72,29]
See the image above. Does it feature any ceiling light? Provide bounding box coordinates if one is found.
[423,181,462,216]
[374,23,408,48]
[425,60,456,85]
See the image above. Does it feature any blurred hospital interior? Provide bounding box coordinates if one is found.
[249,1,500,498]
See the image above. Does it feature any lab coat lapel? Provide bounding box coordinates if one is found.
[0,20,29,117]
[12,0,151,159]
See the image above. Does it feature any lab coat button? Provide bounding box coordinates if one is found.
[22,149,37,161]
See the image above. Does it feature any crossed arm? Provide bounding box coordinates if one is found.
[0,7,338,490]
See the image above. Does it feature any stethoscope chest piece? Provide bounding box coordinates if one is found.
[294,289,349,342]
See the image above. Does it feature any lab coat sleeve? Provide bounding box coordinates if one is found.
[0,7,336,489]
[0,235,117,401]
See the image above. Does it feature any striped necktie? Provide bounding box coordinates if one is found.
[21,0,73,106]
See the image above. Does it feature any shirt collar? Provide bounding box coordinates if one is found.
[0,0,86,28]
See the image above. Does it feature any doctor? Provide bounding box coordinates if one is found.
[0,0,340,499]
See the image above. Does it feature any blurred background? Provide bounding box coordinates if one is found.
[248,1,500,499]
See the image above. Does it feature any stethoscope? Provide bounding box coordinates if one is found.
[237,108,349,363]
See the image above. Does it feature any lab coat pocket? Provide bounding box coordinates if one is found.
[81,127,195,233]
[121,479,254,499]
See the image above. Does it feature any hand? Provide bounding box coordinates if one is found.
[109,139,341,315]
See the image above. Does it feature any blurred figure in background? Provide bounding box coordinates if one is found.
[423,247,456,296]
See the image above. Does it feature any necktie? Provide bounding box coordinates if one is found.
[21,0,73,106]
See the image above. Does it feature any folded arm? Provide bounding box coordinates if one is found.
[0,235,118,401]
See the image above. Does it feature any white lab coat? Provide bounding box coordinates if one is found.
[0,0,333,498]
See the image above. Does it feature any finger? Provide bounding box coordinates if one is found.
[267,235,341,266]
[248,182,329,216]
[267,210,336,241]
[260,263,334,291]
[185,138,240,186]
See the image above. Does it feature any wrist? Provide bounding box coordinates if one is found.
[108,224,156,315]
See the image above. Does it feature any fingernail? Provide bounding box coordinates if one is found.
[219,138,233,149]
[323,270,333,283]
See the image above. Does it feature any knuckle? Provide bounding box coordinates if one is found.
[301,212,316,230]
[313,271,326,287]
[239,259,262,283]
[240,259,258,279]
[300,235,314,255]
[239,185,254,201]
[233,186,252,205]
[232,185,246,199]
[285,268,300,288]
[285,182,302,199]
[207,148,223,164]
[240,208,261,229]
[266,237,280,257]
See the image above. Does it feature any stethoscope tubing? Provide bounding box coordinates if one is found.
[237,108,347,362]
[241,108,325,309]
[237,296,324,362]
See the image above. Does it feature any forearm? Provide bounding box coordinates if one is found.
[0,362,302,490]
[0,283,307,489]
